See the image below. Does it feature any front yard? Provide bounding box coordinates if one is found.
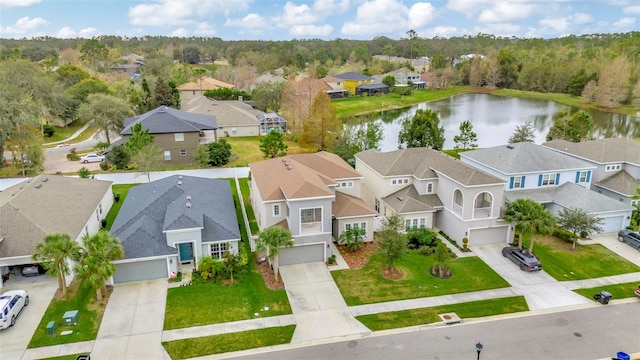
[573,282,640,300]
[332,251,510,306]
[529,236,640,281]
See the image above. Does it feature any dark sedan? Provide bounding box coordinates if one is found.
[617,229,640,251]
[502,246,542,272]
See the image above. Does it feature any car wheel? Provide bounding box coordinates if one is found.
[502,249,507,257]
[519,263,526,271]
[25,296,29,306]
[10,316,16,327]
[83,160,88,164]
[618,236,624,242]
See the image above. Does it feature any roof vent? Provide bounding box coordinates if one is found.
[186,195,192,201]
[506,145,514,149]
[157,106,167,113]
[281,158,286,162]
[42,177,48,182]
[397,196,404,201]
[178,175,183,180]
[186,202,191,208]
[178,180,182,186]
[286,166,292,170]
[35,184,42,189]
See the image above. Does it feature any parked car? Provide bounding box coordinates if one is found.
[20,264,44,277]
[635,284,640,298]
[502,246,542,272]
[617,229,640,251]
[80,153,105,163]
[0,290,29,330]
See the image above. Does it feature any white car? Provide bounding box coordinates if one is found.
[0,290,29,330]
[80,153,105,163]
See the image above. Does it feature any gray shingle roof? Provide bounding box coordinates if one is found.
[595,170,640,197]
[182,97,262,128]
[356,148,504,186]
[0,176,113,258]
[382,185,444,214]
[504,182,635,213]
[543,138,640,165]
[110,175,240,259]
[120,106,217,135]
[357,83,389,90]
[334,72,373,81]
[461,142,594,175]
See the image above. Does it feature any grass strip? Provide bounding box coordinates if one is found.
[573,282,640,300]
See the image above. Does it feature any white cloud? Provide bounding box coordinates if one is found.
[539,18,569,33]
[342,0,435,36]
[0,0,41,7]
[170,28,189,37]
[194,22,215,36]
[280,2,319,25]
[290,24,333,37]
[56,26,76,39]
[78,27,98,38]
[624,5,640,14]
[613,17,636,28]
[0,16,48,35]
[446,0,492,17]
[225,13,270,29]
[128,0,251,27]
[573,12,593,24]
[424,26,459,38]
[408,3,436,28]
[313,0,350,14]
[475,23,522,37]
[478,2,539,23]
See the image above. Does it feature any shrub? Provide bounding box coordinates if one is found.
[553,227,578,243]
[78,166,91,178]
[417,245,435,255]
[99,161,108,171]
[579,230,589,239]
[462,237,469,251]
[94,141,109,153]
[197,256,224,281]
[407,228,439,249]
[67,153,80,161]
[328,254,336,264]
[43,124,55,137]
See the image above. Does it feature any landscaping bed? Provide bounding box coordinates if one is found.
[335,242,378,268]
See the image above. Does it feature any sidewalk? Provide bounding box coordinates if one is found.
[43,120,94,146]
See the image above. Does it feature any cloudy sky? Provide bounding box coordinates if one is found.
[0,0,638,40]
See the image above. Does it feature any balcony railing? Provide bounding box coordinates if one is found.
[300,222,322,235]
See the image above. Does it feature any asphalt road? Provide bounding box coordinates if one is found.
[237,302,640,360]
[43,131,115,173]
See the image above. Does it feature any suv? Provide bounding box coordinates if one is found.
[617,229,640,251]
[502,246,542,272]
[0,290,29,330]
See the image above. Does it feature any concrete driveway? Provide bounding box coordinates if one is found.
[91,279,170,359]
[473,244,591,310]
[0,275,57,358]
[279,262,370,343]
[587,233,640,266]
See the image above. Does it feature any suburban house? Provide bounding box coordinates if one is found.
[183,96,263,137]
[334,72,373,95]
[355,148,511,246]
[0,176,113,288]
[249,73,286,91]
[460,142,634,233]
[377,68,426,89]
[178,76,235,101]
[109,175,240,283]
[543,138,640,206]
[356,83,390,96]
[120,106,217,166]
[249,152,376,265]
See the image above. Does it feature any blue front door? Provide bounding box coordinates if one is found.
[178,243,193,264]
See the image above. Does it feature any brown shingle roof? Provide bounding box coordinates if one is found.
[382,185,444,213]
[0,176,113,258]
[543,138,640,164]
[595,170,640,196]
[333,192,377,218]
[182,97,261,128]
[178,77,234,91]
[356,148,504,186]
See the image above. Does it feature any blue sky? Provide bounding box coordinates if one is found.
[0,0,638,41]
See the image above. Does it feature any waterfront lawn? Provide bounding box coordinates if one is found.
[332,251,510,306]
[357,296,528,331]
[162,325,295,360]
[573,282,640,300]
[225,136,314,167]
[530,236,640,281]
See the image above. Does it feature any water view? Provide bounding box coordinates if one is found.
[349,93,640,151]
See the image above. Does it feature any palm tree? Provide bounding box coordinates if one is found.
[504,198,555,253]
[256,226,293,283]
[340,226,366,252]
[32,233,81,297]
[406,29,418,60]
[75,230,124,301]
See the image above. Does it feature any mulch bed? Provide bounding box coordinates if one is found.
[380,267,404,280]
[336,242,379,269]
[257,260,285,290]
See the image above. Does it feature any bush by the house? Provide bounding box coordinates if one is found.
[43,124,55,137]
[407,227,440,249]
[553,227,578,243]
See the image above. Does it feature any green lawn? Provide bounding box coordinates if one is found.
[238,177,259,234]
[332,251,510,306]
[225,136,314,167]
[573,282,640,300]
[104,184,139,230]
[28,283,105,348]
[529,237,640,281]
[162,325,295,360]
[39,354,90,360]
[43,119,91,144]
[357,296,528,331]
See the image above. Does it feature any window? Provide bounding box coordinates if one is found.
[192,90,196,95]
[576,171,590,183]
[180,150,187,156]
[632,199,640,206]
[273,204,280,217]
[231,128,237,135]
[511,176,525,189]
[391,178,409,185]
[345,222,367,236]
[210,242,228,259]
[99,204,103,215]
[337,181,354,188]
[374,198,380,213]
[301,208,321,223]
[427,183,433,193]
[84,225,89,236]
[96,209,100,222]
[174,133,185,142]
[605,164,621,171]
[405,218,425,231]
[540,173,558,186]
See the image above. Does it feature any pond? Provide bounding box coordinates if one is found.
[349,93,640,151]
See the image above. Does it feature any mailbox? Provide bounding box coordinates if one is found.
[63,310,79,326]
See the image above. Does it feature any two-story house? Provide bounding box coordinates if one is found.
[120,106,217,166]
[460,142,634,233]
[334,72,373,95]
[355,148,510,246]
[543,138,640,206]
[380,68,426,89]
[177,76,235,101]
[109,175,240,283]
[249,152,376,265]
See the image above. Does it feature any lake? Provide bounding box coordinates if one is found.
[349,93,640,151]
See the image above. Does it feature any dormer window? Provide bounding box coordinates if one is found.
[605,164,621,171]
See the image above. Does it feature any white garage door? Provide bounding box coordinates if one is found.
[601,215,624,233]
[114,259,168,284]
[279,244,325,266]
[468,226,509,246]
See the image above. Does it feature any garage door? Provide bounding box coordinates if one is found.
[113,258,168,284]
[601,215,624,233]
[468,226,509,246]
[279,244,325,266]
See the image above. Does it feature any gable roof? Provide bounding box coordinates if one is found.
[382,185,444,214]
[333,192,377,219]
[384,68,420,77]
[178,77,234,91]
[356,148,504,186]
[0,176,112,258]
[543,138,640,165]
[461,142,594,175]
[594,170,640,197]
[504,182,634,213]
[249,151,361,201]
[110,175,240,259]
[121,106,217,135]
[182,96,261,128]
[334,72,373,81]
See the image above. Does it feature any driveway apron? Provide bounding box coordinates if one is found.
[473,244,591,310]
[279,262,370,343]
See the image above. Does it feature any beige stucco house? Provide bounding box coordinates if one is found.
[178,77,235,101]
